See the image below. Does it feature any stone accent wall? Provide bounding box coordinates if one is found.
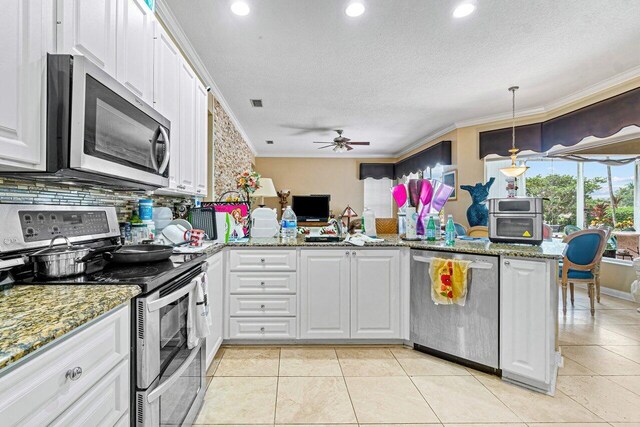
[213,96,254,198]
[0,177,187,222]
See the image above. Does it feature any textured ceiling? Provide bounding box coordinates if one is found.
[164,0,640,157]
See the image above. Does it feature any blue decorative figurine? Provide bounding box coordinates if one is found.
[460,177,495,227]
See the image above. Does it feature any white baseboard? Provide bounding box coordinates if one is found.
[573,282,636,302]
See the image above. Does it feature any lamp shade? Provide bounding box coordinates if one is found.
[342,205,358,218]
[250,178,277,198]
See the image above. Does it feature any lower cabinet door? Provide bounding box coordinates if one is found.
[350,250,400,338]
[299,250,351,339]
[500,257,550,383]
[50,360,129,427]
[206,252,224,366]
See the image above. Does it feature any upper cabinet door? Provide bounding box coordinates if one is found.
[350,250,400,339]
[0,0,54,170]
[58,0,117,75]
[116,0,154,104]
[178,59,196,194]
[153,22,181,190]
[195,81,208,197]
[300,250,351,339]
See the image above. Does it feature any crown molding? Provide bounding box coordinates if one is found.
[155,0,257,156]
[393,124,457,158]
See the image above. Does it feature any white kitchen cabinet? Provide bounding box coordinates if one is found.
[500,257,553,389]
[195,80,209,196]
[177,58,197,194]
[0,0,54,170]
[350,249,400,338]
[153,21,181,190]
[0,305,130,426]
[116,0,154,104]
[57,0,117,75]
[299,250,351,339]
[206,251,224,367]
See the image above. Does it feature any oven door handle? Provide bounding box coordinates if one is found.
[150,125,171,175]
[147,344,201,404]
[146,279,197,313]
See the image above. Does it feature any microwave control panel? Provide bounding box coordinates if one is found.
[18,210,110,242]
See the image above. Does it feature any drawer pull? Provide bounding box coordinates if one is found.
[65,366,83,381]
[260,258,266,263]
[260,281,266,286]
[352,251,356,256]
[260,304,266,309]
[504,260,510,265]
[260,327,265,332]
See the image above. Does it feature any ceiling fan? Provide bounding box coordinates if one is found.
[313,130,370,153]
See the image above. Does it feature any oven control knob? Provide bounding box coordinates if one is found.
[65,366,83,381]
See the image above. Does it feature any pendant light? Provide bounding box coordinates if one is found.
[500,86,529,178]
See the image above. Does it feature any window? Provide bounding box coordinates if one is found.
[364,177,394,218]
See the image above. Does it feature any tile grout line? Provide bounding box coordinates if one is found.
[389,347,444,425]
[335,347,360,425]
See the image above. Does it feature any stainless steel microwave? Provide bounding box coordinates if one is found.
[488,197,544,245]
[3,54,171,190]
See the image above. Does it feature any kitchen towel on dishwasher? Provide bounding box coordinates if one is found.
[187,273,212,348]
[429,258,473,306]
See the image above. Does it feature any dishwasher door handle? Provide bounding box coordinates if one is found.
[412,255,494,270]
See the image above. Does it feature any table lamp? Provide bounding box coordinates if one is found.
[250,178,277,207]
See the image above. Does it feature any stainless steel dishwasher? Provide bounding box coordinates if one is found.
[410,249,500,373]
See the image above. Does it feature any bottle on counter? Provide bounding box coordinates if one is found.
[426,214,437,241]
[445,214,456,246]
[362,207,377,238]
[139,199,153,221]
[281,206,298,241]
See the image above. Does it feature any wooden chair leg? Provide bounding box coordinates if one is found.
[561,281,568,315]
[569,282,575,306]
[595,274,601,303]
[588,282,595,316]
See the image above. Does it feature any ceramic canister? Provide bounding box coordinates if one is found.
[406,207,418,239]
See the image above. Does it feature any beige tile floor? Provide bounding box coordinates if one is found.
[196,287,640,426]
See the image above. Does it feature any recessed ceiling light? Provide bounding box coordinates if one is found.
[345,2,365,17]
[231,1,250,16]
[453,2,475,18]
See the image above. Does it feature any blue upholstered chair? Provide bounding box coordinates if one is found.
[454,222,467,237]
[559,229,607,316]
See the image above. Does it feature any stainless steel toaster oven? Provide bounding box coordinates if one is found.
[488,197,544,245]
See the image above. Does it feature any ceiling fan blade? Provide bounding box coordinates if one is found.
[346,145,354,151]
[317,145,335,149]
[346,141,370,145]
[313,141,334,144]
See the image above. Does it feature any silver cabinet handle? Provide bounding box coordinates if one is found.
[150,126,171,174]
[351,251,356,256]
[65,366,83,381]
[260,304,266,309]
[345,251,350,255]
[504,260,510,265]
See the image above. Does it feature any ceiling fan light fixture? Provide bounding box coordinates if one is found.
[345,1,365,17]
[453,2,476,18]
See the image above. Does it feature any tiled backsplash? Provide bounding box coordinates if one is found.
[0,177,188,222]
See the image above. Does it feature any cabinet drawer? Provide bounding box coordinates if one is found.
[230,295,297,317]
[50,360,129,427]
[229,272,296,294]
[229,250,297,271]
[229,317,296,339]
[0,306,129,426]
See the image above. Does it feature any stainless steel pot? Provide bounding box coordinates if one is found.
[30,236,92,278]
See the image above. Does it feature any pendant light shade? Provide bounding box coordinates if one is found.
[500,86,529,178]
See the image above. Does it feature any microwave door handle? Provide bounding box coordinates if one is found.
[147,344,201,404]
[146,280,196,313]
[149,126,171,174]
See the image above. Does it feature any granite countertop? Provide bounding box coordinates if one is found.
[224,233,566,260]
[0,284,140,372]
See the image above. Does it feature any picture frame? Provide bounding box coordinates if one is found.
[443,170,457,200]
[203,201,250,240]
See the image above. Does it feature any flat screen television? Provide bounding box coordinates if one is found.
[292,195,330,222]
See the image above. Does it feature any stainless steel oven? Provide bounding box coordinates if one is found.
[488,197,544,245]
[39,54,170,190]
[135,267,207,426]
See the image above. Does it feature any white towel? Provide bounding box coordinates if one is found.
[187,273,212,349]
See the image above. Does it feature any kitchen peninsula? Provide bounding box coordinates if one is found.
[218,234,564,395]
